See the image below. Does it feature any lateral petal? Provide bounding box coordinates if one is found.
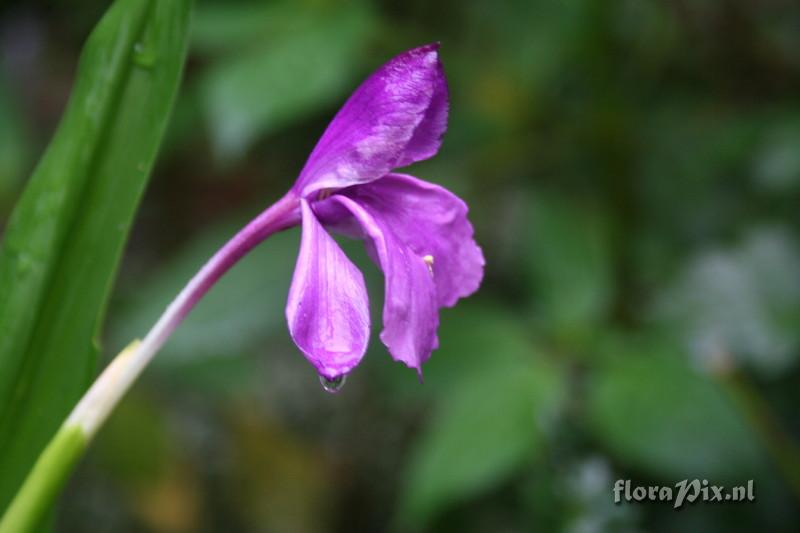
[339,173,484,307]
[330,196,439,375]
[293,44,449,197]
[286,200,370,379]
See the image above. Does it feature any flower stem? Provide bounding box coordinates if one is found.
[0,192,299,533]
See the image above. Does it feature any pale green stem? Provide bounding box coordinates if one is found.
[0,411,87,533]
[0,193,299,533]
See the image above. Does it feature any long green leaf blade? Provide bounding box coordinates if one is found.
[0,0,192,513]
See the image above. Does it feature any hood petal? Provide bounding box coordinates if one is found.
[327,196,439,375]
[293,44,448,197]
[286,199,370,379]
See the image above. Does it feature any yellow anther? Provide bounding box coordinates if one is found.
[423,254,434,274]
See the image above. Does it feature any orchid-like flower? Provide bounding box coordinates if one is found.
[284,43,484,382]
[1,45,485,531]
[119,43,482,393]
[70,43,483,443]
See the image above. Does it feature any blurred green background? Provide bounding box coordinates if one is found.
[2,0,800,531]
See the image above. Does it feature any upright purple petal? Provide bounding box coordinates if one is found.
[286,200,370,379]
[293,44,449,197]
[328,196,439,374]
[339,173,484,307]
[396,62,448,167]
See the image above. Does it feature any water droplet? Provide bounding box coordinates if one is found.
[16,253,33,278]
[319,374,346,393]
[132,42,157,69]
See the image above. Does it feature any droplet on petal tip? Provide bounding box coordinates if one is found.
[319,374,347,394]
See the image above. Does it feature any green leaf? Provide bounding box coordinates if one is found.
[198,3,373,161]
[0,0,192,514]
[398,306,566,528]
[526,193,614,337]
[585,339,765,480]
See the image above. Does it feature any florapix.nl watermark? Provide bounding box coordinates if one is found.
[613,479,755,509]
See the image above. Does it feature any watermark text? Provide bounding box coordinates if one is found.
[613,479,754,509]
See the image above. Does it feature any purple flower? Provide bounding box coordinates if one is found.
[283,44,484,381]
[51,44,484,461]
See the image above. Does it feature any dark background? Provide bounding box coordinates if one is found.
[1,0,799,531]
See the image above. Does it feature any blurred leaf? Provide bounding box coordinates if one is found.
[95,393,173,490]
[422,302,542,391]
[753,116,800,193]
[157,353,265,399]
[112,217,298,385]
[367,301,547,403]
[462,0,588,94]
[586,339,765,480]
[637,106,761,244]
[230,410,334,532]
[613,0,680,68]
[199,2,373,162]
[191,2,294,55]
[0,75,29,207]
[559,457,641,533]
[0,0,192,513]
[526,194,614,338]
[398,306,565,528]
[656,226,800,376]
[95,392,202,532]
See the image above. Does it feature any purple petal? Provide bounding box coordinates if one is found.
[329,196,439,374]
[396,56,448,167]
[293,44,449,197]
[338,173,484,308]
[286,200,370,379]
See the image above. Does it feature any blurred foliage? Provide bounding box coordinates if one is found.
[586,335,764,481]
[656,226,800,376]
[195,2,374,162]
[398,307,566,528]
[1,0,800,531]
[0,74,29,210]
[525,193,614,341]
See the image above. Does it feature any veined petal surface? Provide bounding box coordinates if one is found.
[286,200,370,379]
[293,44,448,197]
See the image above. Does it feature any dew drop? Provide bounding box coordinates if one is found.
[319,374,346,394]
[132,42,157,69]
[16,253,33,278]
